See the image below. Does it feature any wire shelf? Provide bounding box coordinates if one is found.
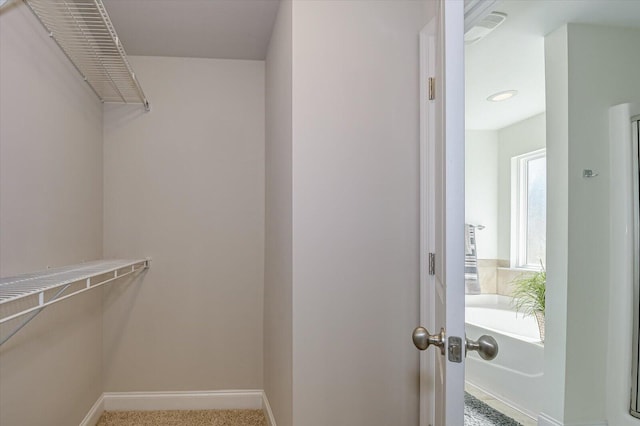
[0,259,149,326]
[23,0,150,110]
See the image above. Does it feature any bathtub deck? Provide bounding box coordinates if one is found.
[465,383,536,426]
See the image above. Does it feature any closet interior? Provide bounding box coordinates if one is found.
[0,1,427,425]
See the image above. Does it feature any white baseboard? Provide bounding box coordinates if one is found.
[538,412,607,426]
[79,394,104,426]
[538,413,563,426]
[80,390,276,426]
[102,390,264,411]
[262,392,277,426]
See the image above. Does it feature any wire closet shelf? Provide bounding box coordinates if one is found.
[23,0,150,111]
[0,259,149,346]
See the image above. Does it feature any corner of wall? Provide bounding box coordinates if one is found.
[541,23,570,424]
[264,0,294,425]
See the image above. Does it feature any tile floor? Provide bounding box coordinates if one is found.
[465,383,537,426]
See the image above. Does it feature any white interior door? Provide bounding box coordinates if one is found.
[415,1,466,425]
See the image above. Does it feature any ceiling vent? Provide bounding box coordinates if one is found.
[464,12,507,45]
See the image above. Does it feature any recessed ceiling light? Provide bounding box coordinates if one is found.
[487,90,518,102]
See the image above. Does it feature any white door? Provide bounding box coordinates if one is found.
[413,1,470,425]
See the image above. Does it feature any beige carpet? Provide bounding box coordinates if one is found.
[96,409,267,426]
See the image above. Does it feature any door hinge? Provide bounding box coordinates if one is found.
[428,252,435,275]
[428,77,435,100]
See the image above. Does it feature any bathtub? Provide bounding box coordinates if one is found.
[465,294,544,419]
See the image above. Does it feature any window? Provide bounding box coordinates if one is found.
[511,149,546,269]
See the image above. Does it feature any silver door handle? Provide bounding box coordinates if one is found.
[465,335,498,360]
[412,326,445,355]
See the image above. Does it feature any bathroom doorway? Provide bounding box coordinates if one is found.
[463,1,546,424]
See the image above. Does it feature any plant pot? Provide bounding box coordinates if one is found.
[534,310,545,343]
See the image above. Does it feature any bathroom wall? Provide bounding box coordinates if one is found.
[541,25,570,426]
[497,112,546,263]
[465,130,499,293]
[466,114,546,296]
[465,130,499,260]
[102,56,265,392]
[544,23,640,426]
[0,3,104,425]
[264,1,293,426]
[495,113,546,296]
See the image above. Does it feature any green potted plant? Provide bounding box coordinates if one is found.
[511,263,546,342]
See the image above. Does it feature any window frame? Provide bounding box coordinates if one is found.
[510,148,546,270]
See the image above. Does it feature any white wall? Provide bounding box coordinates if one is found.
[290,1,429,425]
[544,24,640,425]
[541,26,570,425]
[103,56,265,392]
[465,114,546,264]
[465,130,498,259]
[497,113,546,261]
[0,3,104,425]
[264,2,293,426]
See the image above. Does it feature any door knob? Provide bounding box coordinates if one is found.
[465,335,498,360]
[412,326,445,355]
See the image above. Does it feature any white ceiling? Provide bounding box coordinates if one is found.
[466,0,640,130]
[102,0,280,60]
[101,0,640,123]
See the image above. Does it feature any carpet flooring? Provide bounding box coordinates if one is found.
[465,392,522,426]
[96,409,267,426]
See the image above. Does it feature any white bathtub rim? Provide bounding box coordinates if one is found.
[465,294,544,344]
[466,319,544,345]
[465,293,514,308]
